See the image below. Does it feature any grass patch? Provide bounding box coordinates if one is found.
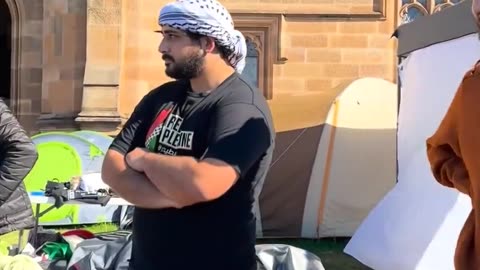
[0,224,370,269]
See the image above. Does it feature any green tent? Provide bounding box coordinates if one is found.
[24,141,82,224]
[26,131,115,225]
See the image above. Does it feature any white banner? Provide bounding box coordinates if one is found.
[344,34,480,270]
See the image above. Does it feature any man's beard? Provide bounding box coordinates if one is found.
[163,52,204,80]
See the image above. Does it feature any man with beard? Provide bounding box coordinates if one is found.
[426,1,480,269]
[101,0,275,269]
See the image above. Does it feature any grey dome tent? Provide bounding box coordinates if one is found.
[72,130,114,153]
[32,132,105,174]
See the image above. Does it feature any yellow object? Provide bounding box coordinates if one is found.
[0,254,42,270]
[0,241,8,257]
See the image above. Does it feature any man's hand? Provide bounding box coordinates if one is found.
[102,149,182,209]
[126,148,149,172]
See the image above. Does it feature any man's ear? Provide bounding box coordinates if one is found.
[200,37,216,53]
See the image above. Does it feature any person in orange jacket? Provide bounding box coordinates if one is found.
[426,6,480,266]
[426,3,480,270]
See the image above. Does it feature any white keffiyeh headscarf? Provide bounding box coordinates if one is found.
[158,0,247,73]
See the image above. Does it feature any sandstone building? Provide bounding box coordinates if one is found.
[0,0,463,135]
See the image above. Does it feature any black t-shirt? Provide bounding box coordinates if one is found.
[109,73,275,270]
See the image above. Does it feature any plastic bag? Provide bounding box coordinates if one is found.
[66,233,131,270]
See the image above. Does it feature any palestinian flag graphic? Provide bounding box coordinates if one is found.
[145,108,172,151]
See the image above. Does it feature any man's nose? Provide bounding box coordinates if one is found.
[158,39,168,54]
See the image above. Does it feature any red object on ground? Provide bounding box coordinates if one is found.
[61,229,95,239]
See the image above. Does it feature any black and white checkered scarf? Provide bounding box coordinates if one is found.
[158,0,247,73]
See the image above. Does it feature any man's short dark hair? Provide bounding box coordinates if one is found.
[186,31,232,59]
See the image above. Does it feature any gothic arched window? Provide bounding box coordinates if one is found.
[241,38,259,88]
[232,14,286,100]
[400,0,465,24]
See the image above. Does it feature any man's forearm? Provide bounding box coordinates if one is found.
[108,168,180,209]
[142,153,202,206]
[102,150,180,209]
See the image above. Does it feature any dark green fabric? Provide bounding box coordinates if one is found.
[42,242,72,261]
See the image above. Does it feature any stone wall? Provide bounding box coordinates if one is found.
[75,0,122,133]
[2,0,398,134]
[4,0,44,134]
[116,0,397,133]
[117,0,170,119]
[38,0,87,131]
[279,19,396,94]
[268,1,397,132]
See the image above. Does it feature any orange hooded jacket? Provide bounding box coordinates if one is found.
[427,63,480,270]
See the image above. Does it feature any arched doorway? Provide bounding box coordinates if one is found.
[0,0,44,134]
[0,0,11,106]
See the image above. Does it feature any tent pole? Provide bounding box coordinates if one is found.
[395,56,403,184]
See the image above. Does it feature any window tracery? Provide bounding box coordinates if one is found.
[232,14,285,100]
[400,0,464,24]
[242,38,260,89]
